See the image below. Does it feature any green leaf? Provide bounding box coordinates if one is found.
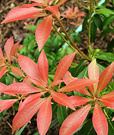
[95,52,114,62]
[103,15,114,27]
[82,14,89,31]
[96,7,114,16]
[107,38,114,52]
[79,119,97,135]
[15,123,28,135]
[57,106,68,124]
[93,14,103,31]
[77,66,88,79]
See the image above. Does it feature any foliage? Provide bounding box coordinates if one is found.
[0,0,114,135]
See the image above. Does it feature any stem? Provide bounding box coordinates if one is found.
[52,23,77,51]
[54,15,90,61]
[88,0,92,55]
[75,0,89,10]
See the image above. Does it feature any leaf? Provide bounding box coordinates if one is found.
[11,66,25,77]
[0,99,18,113]
[45,6,59,18]
[12,98,45,133]
[19,93,44,111]
[37,97,52,135]
[97,62,114,94]
[10,41,20,59]
[2,6,42,23]
[0,66,7,78]
[59,104,91,135]
[58,79,96,92]
[1,83,42,95]
[96,7,114,16]
[51,91,75,110]
[18,54,44,87]
[69,96,91,106]
[38,50,48,85]
[79,119,96,135]
[49,80,63,88]
[90,20,97,42]
[4,36,14,60]
[88,59,99,95]
[92,103,108,135]
[62,71,76,85]
[56,0,66,7]
[54,52,76,81]
[57,106,68,124]
[99,91,114,109]
[15,123,28,135]
[0,82,6,92]
[35,15,52,51]
[103,15,114,27]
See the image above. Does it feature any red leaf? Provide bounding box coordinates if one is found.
[45,6,59,18]
[30,0,46,6]
[58,79,96,92]
[51,91,75,110]
[1,83,42,95]
[12,98,46,133]
[37,97,52,135]
[2,6,42,23]
[38,50,48,85]
[0,66,7,78]
[63,71,76,85]
[19,93,44,111]
[69,96,91,106]
[56,0,66,7]
[0,99,18,113]
[11,66,25,77]
[9,41,20,59]
[97,62,114,94]
[49,80,63,88]
[99,91,114,109]
[88,59,99,95]
[0,82,6,92]
[54,52,76,82]
[59,104,91,135]
[4,36,14,60]
[35,15,52,51]
[18,54,44,87]
[23,76,32,84]
[92,103,108,135]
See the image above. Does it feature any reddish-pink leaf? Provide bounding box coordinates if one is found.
[88,59,99,94]
[63,71,76,85]
[19,93,44,111]
[56,0,66,7]
[59,104,91,135]
[30,0,46,6]
[11,66,25,77]
[36,15,52,51]
[4,36,14,60]
[54,52,76,82]
[112,117,114,121]
[0,82,6,92]
[1,83,42,95]
[9,41,20,59]
[12,98,46,133]
[23,76,31,84]
[0,66,7,78]
[92,103,108,135]
[97,62,114,94]
[2,6,42,23]
[51,91,75,110]
[38,50,48,85]
[18,54,44,87]
[49,80,63,88]
[99,91,114,109]
[45,6,59,18]
[0,99,18,113]
[37,97,52,135]
[69,96,91,106]
[58,79,96,92]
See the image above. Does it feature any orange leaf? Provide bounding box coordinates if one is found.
[37,97,52,135]
[59,104,91,135]
[51,91,75,110]
[35,15,52,51]
[54,52,76,82]
[92,103,108,135]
